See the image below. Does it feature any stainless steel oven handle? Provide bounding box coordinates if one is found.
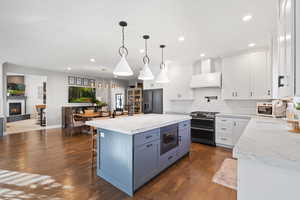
[191,117,214,121]
[191,127,214,132]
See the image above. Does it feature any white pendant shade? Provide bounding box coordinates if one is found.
[138,63,154,80]
[156,68,169,83]
[113,55,133,76]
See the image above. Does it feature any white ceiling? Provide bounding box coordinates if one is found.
[0,0,276,78]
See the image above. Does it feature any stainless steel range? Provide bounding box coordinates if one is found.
[190,111,219,146]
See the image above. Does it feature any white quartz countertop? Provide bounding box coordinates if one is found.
[86,114,191,135]
[233,117,300,171]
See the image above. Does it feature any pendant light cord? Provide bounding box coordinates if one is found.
[118,21,128,57]
[143,35,150,64]
[160,45,166,69]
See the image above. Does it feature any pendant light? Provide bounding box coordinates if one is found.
[156,45,169,83]
[113,21,133,76]
[138,35,154,80]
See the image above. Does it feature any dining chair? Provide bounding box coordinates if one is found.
[68,114,85,135]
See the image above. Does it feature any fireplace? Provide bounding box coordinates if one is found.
[9,103,22,116]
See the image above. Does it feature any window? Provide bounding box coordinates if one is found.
[115,94,124,111]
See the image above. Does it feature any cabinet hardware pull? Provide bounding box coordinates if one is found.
[146,144,152,148]
[168,156,173,160]
[221,138,227,140]
[267,90,271,95]
[221,128,226,130]
[145,135,152,139]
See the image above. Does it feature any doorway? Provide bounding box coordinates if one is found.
[5,73,47,135]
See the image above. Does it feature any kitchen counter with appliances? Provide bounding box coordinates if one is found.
[87,114,191,196]
[233,117,300,200]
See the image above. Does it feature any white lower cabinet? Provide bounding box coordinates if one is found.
[216,116,250,148]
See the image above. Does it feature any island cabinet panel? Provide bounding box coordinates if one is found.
[97,129,134,196]
[177,125,191,158]
[134,140,160,190]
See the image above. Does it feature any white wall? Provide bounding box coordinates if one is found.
[25,74,47,117]
[3,63,129,126]
[144,58,259,115]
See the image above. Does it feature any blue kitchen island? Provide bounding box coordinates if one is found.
[86,114,191,196]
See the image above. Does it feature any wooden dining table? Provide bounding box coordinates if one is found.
[75,112,101,120]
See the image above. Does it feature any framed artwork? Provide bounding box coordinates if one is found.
[76,77,82,85]
[68,76,76,85]
[83,78,89,86]
[89,79,95,87]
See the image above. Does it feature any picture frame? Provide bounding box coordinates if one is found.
[89,79,96,87]
[83,78,89,86]
[76,77,82,85]
[68,76,76,85]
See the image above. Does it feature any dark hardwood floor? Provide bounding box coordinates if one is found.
[0,128,236,200]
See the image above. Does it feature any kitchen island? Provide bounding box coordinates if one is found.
[233,117,300,200]
[86,114,191,196]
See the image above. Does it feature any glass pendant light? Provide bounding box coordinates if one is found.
[113,21,133,76]
[138,35,154,80]
[156,45,169,83]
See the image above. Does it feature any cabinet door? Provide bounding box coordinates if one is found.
[222,54,251,99]
[222,57,238,99]
[232,119,249,145]
[250,51,272,99]
[134,140,159,190]
[178,127,191,158]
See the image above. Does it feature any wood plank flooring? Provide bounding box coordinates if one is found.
[0,128,236,200]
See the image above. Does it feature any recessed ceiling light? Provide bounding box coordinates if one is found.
[200,53,205,57]
[67,67,71,71]
[90,58,96,62]
[178,36,185,42]
[242,15,253,22]
[139,49,145,53]
[248,43,256,47]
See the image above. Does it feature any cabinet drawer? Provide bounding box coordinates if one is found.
[216,118,233,129]
[179,120,191,129]
[134,129,160,147]
[159,147,178,171]
[216,126,232,134]
[216,136,232,146]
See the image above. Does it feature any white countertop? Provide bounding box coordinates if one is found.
[233,117,300,172]
[216,113,254,119]
[86,114,191,135]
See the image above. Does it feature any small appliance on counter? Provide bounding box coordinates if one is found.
[256,100,287,118]
[190,111,219,146]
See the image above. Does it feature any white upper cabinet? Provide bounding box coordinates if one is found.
[222,50,271,100]
[276,0,295,98]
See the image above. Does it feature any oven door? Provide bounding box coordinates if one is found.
[160,124,178,155]
[191,118,215,146]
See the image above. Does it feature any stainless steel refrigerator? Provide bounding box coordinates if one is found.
[143,89,163,114]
